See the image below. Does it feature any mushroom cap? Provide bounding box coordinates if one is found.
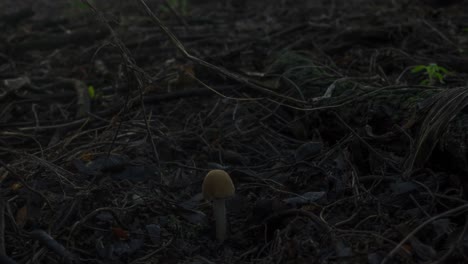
[202,169,235,200]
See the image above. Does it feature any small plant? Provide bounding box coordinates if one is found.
[411,63,451,85]
[88,85,96,99]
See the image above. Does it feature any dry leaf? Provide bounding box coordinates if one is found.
[175,64,195,87]
[10,182,23,191]
[80,152,94,162]
[16,205,28,228]
[112,227,129,240]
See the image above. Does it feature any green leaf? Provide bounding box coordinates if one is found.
[88,85,95,99]
[411,65,426,73]
[427,63,436,70]
[437,66,449,74]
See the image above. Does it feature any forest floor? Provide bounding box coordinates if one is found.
[1,0,468,263]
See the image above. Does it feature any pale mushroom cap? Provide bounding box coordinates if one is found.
[202,169,235,200]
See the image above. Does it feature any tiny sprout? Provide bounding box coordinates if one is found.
[411,63,451,85]
[88,85,96,99]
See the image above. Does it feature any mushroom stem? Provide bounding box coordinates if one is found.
[213,199,227,242]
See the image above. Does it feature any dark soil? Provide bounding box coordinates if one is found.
[1,0,468,263]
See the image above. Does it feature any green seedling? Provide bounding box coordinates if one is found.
[88,85,96,99]
[411,63,451,85]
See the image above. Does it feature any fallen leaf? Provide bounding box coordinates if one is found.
[10,182,23,191]
[16,205,28,228]
[112,226,129,240]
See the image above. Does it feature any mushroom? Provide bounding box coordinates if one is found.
[202,169,235,242]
